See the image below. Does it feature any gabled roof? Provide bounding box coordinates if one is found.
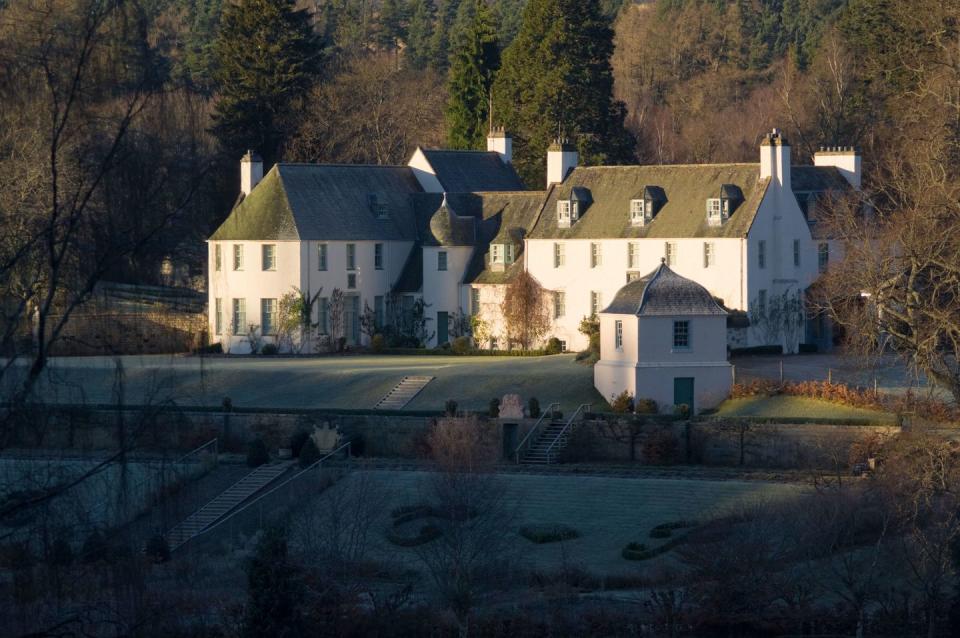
[530,164,770,240]
[419,149,526,192]
[464,192,546,284]
[603,262,727,316]
[792,165,851,192]
[209,164,423,241]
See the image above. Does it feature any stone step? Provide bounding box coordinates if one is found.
[374,376,435,410]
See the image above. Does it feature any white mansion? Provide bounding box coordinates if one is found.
[208,129,858,354]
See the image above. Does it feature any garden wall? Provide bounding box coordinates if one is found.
[4,405,899,470]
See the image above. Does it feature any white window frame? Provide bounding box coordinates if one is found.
[664,242,677,266]
[438,250,448,271]
[554,291,565,319]
[318,243,328,271]
[232,298,246,334]
[630,199,646,226]
[261,244,276,271]
[504,244,515,264]
[346,243,356,271]
[233,244,244,271]
[215,298,223,335]
[261,298,277,335]
[628,242,640,269]
[554,242,565,268]
[491,244,503,264]
[706,198,724,226]
[703,242,714,268]
[793,239,800,267]
[557,200,572,228]
[758,240,766,269]
[590,242,602,268]
[375,243,384,270]
[590,291,602,317]
[673,320,690,350]
[215,244,222,271]
[615,319,623,350]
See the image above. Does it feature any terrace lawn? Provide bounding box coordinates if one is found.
[10,353,605,413]
[713,394,895,422]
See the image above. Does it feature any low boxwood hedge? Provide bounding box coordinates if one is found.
[519,524,580,544]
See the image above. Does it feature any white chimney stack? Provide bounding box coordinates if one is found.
[814,146,862,190]
[759,128,790,191]
[487,126,512,164]
[240,150,263,196]
[547,138,578,187]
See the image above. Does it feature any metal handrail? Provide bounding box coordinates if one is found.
[177,441,352,550]
[544,403,590,464]
[514,402,560,463]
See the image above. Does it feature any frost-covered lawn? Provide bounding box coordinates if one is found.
[305,470,805,575]
[714,395,895,422]
[7,353,604,412]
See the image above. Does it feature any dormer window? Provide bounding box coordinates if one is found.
[706,198,724,226]
[368,194,388,219]
[557,200,571,227]
[632,186,664,226]
[491,243,515,265]
[708,184,743,226]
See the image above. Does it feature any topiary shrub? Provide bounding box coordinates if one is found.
[445,399,458,416]
[451,336,471,355]
[371,333,386,353]
[299,437,321,468]
[289,430,311,458]
[635,398,658,414]
[544,337,563,354]
[489,397,501,418]
[528,397,541,419]
[144,534,170,563]
[519,524,579,544]
[260,343,279,355]
[246,438,270,467]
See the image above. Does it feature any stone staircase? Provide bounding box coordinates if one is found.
[165,462,292,549]
[521,419,570,464]
[374,375,434,410]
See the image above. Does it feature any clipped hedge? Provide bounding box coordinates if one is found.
[624,521,698,560]
[519,524,580,544]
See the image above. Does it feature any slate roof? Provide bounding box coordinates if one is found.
[791,165,851,192]
[603,262,728,317]
[420,149,526,192]
[530,164,770,240]
[209,164,423,241]
[427,194,478,246]
[464,192,546,284]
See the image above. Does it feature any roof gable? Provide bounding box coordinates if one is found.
[603,263,727,316]
[209,164,424,242]
[420,149,526,192]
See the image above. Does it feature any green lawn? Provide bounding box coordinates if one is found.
[713,395,895,422]
[17,353,605,412]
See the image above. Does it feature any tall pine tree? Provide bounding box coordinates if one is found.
[211,0,320,164]
[405,0,436,70]
[491,0,634,187]
[446,0,500,149]
[428,0,462,73]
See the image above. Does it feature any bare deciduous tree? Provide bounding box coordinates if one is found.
[500,270,550,351]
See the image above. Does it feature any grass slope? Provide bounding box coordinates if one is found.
[714,395,893,421]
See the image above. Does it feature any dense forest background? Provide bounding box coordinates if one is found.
[0,0,953,285]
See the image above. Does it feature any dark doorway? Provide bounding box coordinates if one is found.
[673,377,695,414]
[502,423,518,459]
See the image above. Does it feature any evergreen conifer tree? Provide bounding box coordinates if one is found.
[211,0,320,164]
[428,0,462,73]
[491,0,634,186]
[405,0,436,70]
[446,0,500,149]
[377,0,407,52]
[242,526,304,637]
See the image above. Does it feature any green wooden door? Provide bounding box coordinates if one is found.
[673,377,695,414]
[437,311,449,345]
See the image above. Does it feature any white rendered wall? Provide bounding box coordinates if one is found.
[407,148,444,193]
[526,237,745,351]
[300,240,414,345]
[470,284,508,349]
[208,240,301,353]
[422,245,473,346]
[814,151,862,189]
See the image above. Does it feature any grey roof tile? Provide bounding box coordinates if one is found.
[603,263,727,316]
[421,150,526,192]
